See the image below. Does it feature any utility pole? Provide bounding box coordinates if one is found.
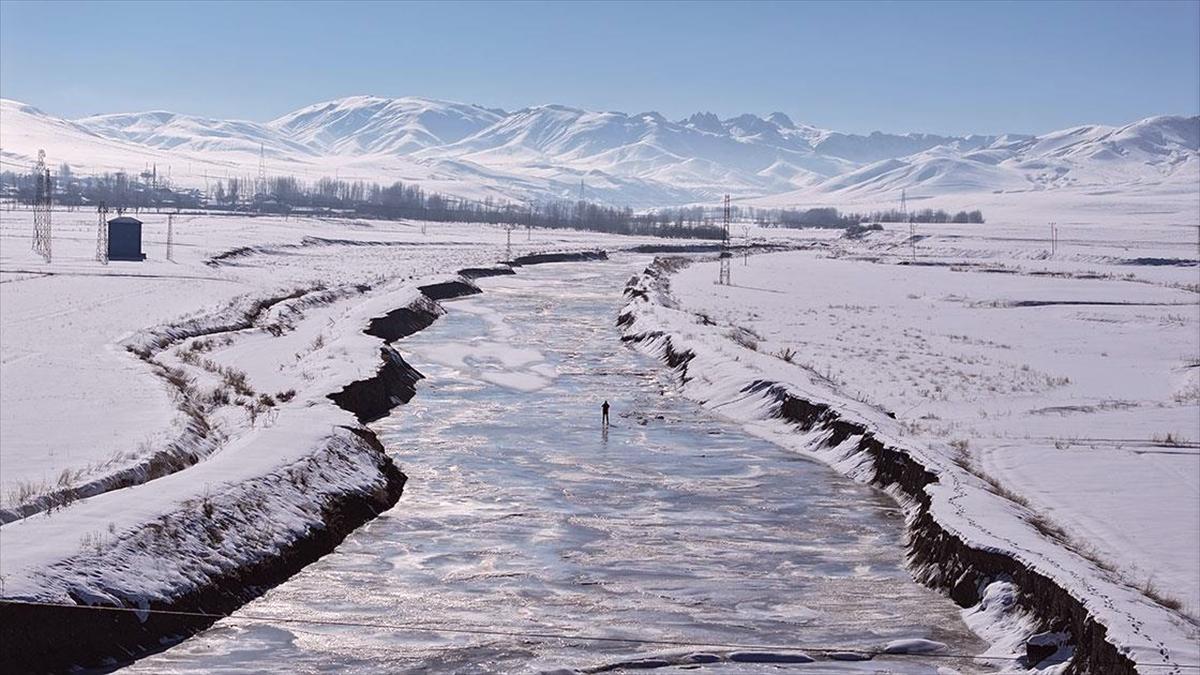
[505,224,514,261]
[32,149,52,262]
[96,202,109,264]
[900,188,907,219]
[718,194,732,285]
[909,217,917,262]
[1049,221,1057,256]
[166,213,175,262]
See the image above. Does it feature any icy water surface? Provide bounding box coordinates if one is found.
[134,256,986,673]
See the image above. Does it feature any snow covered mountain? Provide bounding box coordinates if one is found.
[79,110,315,159]
[812,115,1199,198]
[268,95,506,155]
[1,95,1195,208]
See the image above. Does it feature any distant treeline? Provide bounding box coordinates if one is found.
[748,206,984,227]
[867,208,985,224]
[0,168,726,239]
[1,166,983,238]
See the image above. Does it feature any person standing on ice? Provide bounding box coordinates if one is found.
[601,400,610,427]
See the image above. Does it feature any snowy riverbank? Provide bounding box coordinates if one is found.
[617,219,1199,673]
[0,209,663,668]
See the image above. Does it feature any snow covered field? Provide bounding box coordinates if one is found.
[1,196,1196,672]
[619,217,1199,671]
[0,209,665,611]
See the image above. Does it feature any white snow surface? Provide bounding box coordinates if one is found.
[0,209,672,602]
[619,221,1199,672]
[2,96,1196,212]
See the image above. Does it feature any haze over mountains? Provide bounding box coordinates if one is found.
[1,95,1196,211]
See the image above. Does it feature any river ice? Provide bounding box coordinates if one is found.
[130,257,987,673]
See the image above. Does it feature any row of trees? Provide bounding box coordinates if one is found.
[200,175,734,238]
[746,206,985,227]
[867,208,985,224]
[764,207,863,228]
[1,166,983,237]
[0,168,726,239]
[1,166,204,211]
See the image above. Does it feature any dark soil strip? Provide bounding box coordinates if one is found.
[1120,257,1198,267]
[459,265,516,280]
[366,305,441,342]
[510,250,608,266]
[328,346,427,424]
[418,278,482,301]
[1006,300,1194,308]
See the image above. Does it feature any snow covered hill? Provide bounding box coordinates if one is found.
[814,115,1200,198]
[268,95,505,155]
[1,95,1196,209]
[0,100,193,177]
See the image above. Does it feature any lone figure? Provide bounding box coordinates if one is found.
[601,400,610,427]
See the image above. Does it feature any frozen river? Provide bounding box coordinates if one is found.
[133,256,987,673]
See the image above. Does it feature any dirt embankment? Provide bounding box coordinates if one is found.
[327,276,480,424]
[764,386,1135,674]
[0,427,405,673]
[510,249,608,266]
[617,260,1138,675]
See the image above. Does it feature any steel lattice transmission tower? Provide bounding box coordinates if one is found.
[718,194,732,285]
[166,213,175,261]
[32,150,52,262]
[96,202,109,264]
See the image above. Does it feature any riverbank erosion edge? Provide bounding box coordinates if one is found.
[0,285,441,670]
[0,250,609,671]
[0,291,435,671]
[617,257,1196,675]
[0,426,405,673]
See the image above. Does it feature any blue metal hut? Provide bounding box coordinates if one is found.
[107,216,146,261]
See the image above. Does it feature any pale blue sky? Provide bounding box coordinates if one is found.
[1,0,1197,135]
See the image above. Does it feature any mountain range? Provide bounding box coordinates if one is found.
[1,95,1196,209]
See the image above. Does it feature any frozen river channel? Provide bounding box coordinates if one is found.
[134,256,988,673]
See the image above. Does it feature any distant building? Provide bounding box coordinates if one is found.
[107,216,146,261]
